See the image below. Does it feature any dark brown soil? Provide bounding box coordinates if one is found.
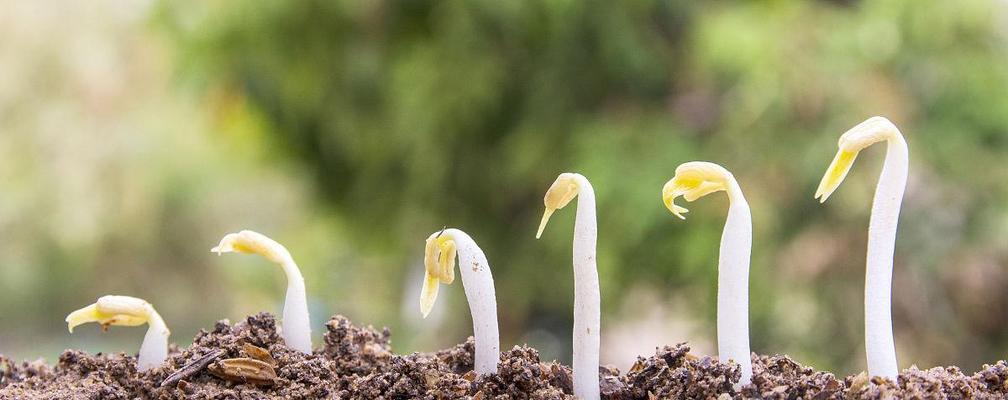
[1,313,1006,399]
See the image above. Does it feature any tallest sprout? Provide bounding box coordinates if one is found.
[662,161,753,385]
[212,230,312,354]
[815,116,907,379]
[536,172,600,400]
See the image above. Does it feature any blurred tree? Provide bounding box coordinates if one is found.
[156,0,1008,373]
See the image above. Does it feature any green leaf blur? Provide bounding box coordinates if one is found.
[1,0,1006,376]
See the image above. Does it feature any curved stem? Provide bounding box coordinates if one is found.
[569,174,600,400]
[720,182,752,385]
[816,117,906,379]
[137,308,169,372]
[865,134,907,379]
[212,230,313,354]
[444,229,500,375]
[665,164,753,386]
[280,258,312,354]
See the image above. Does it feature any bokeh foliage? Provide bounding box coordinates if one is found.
[158,0,1008,372]
[1,0,1006,375]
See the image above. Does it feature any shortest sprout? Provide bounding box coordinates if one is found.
[66,295,170,371]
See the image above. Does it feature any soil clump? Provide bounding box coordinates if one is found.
[2,313,1006,399]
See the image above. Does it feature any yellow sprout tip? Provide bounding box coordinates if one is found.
[211,230,289,264]
[535,209,555,239]
[65,304,99,333]
[419,272,440,318]
[673,204,689,219]
[815,149,858,203]
[65,296,154,334]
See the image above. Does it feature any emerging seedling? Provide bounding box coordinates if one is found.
[66,295,170,371]
[212,230,312,354]
[536,172,600,400]
[420,228,500,375]
[815,116,907,380]
[662,161,753,385]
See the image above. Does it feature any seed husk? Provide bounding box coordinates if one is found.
[242,343,277,367]
[208,357,277,386]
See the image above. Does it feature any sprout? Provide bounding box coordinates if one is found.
[815,116,907,380]
[663,161,753,385]
[419,228,500,375]
[212,230,312,354]
[66,295,170,371]
[536,172,600,400]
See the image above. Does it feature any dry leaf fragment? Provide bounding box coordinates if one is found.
[849,371,869,392]
[629,360,645,374]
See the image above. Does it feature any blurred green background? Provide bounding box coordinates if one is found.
[1,0,1007,376]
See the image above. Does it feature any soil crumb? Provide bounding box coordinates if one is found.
[2,315,1007,399]
[626,343,1008,399]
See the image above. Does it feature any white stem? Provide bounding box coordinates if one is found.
[865,134,907,379]
[137,308,169,372]
[212,231,314,354]
[719,181,752,385]
[444,229,500,375]
[569,174,600,400]
[279,257,312,354]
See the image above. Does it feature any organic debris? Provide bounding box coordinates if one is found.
[159,349,223,387]
[208,357,277,386]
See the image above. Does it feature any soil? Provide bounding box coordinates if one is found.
[0,313,1005,399]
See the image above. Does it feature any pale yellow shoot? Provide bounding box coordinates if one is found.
[211,230,290,264]
[814,116,904,203]
[662,161,733,219]
[536,174,580,239]
[66,295,171,371]
[66,295,163,333]
[420,232,457,318]
[814,149,858,203]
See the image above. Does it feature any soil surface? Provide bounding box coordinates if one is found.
[1,313,1006,399]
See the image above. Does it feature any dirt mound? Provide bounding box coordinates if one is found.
[2,313,1006,399]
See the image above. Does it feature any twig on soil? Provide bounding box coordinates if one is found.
[160,349,225,388]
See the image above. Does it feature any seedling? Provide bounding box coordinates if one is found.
[212,230,312,354]
[662,161,753,385]
[66,295,170,371]
[536,172,600,400]
[815,116,907,379]
[420,228,500,375]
